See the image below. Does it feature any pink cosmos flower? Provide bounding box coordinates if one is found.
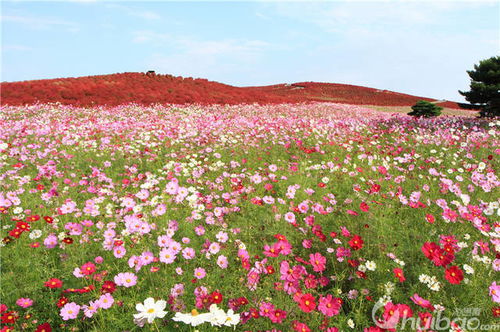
[309,252,326,272]
[80,262,96,275]
[113,246,126,258]
[275,240,292,255]
[83,300,99,318]
[490,282,500,303]
[217,255,228,269]
[16,298,33,308]
[159,248,177,264]
[410,293,434,311]
[259,302,275,317]
[182,247,196,259]
[60,302,81,320]
[43,234,58,248]
[318,294,341,317]
[194,267,206,279]
[284,212,296,223]
[114,272,137,287]
[97,293,114,309]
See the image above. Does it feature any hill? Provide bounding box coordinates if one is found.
[1,72,463,108]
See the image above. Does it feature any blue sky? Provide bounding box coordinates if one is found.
[1,1,499,102]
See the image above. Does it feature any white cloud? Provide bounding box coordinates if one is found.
[259,1,499,101]
[133,31,270,82]
[1,14,79,30]
[105,4,161,20]
[2,44,33,51]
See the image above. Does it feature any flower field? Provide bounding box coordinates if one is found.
[0,103,498,331]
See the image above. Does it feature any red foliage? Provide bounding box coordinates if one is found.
[0,72,463,108]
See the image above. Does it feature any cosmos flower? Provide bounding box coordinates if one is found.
[133,297,167,324]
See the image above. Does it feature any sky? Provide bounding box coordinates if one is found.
[1,1,499,102]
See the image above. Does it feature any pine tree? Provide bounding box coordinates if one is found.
[459,56,500,117]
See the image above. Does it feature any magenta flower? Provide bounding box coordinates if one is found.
[310,252,326,272]
[16,298,33,308]
[318,295,341,317]
[410,293,434,310]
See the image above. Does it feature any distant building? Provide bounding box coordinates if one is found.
[146,70,156,77]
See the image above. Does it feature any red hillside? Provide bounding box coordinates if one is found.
[0,72,464,108]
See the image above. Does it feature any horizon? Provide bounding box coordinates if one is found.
[2,1,499,102]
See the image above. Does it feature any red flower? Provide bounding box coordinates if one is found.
[15,222,30,232]
[62,237,73,244]
[360,202,370,212]
[274,234,287,242]
[393,268,405,282]
[1,311,18,324]
[421,242,440,259]
[56,297,68,308]
[26,215,40,222]
[8,229,22,239]
[238,297,249,306]
[101,280,116,294]
[210,291,223,304]
[370,184,381,193]
[493,307,500,317]
[250,307,260,318]
[266,265,275,274]
[444,265,464,284]
[44,278,63,289]
[348,235,364,250]
[425,214,435,224]
[35,323,52,332]
[419,312,433,329]
[348,259,359,268]
[431,251,455,267]
[297,293,316,313]
[43,216,54,224]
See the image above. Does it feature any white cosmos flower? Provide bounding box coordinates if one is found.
[133,297,167,323]
[172,309,212,327]
[223,309,240,327]
[208,304,227,327]
[29,229,43,239]
[463,264,474,274]
[365,261,376,271]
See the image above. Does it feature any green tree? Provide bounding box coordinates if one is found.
[408,100,442,118]
[459,56,500,117]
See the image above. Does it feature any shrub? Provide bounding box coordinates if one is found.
[408,100,442,118]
